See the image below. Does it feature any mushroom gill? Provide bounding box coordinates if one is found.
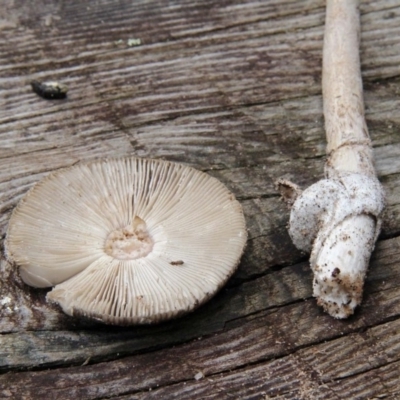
[5,157,247,325]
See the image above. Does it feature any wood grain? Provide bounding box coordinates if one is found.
[1,0,400,398]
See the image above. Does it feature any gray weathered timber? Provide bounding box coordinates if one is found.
[1,0,400,398]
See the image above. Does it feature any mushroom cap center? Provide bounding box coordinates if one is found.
[104,216,154,260]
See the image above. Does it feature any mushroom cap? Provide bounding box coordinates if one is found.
[5,157,247,325]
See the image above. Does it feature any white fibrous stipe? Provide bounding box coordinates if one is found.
[288,172,385,318]
[289,173,385,253]
[277,0,386,319]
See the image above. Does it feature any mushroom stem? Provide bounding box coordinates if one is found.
[323,0,374,176]
[276,0,385,318]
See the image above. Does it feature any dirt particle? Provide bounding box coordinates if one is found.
[331,267,341,278]
[170,260,184,265]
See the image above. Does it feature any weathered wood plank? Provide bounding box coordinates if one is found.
[1,235,400,374]
[1,0,400,398]
[1,274,399,399]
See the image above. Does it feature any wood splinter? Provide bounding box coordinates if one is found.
[276,0,385,319]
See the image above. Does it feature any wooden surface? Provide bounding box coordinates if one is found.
[1,0,400,398]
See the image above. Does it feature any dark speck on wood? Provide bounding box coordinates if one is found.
[31,80,68,100]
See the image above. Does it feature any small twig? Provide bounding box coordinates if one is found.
[276,0,385,319]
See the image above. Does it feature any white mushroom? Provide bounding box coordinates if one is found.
[276,0,385,318]
[5,157,247,325]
